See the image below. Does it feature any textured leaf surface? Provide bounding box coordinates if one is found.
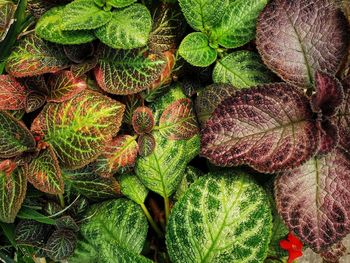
[31,90,125,169]
[132,107,154,134]
[46,229,77,261]
[15,219,48,246]
[6,34,70,77]
[120,174,148,205]
[106,0,135,8]
[320,241,347,262]
[137,133,156,157]
[95,46,166,95]
[178,32,217,67]
[275,148,350,253]
[335,77,350,152]
[201,83,319,173]
[63,43,95,64]
[95,4,152,49]
[25,91,47,113]
[0,75,28,110]
[0,111,35,158]
[166,171,272,263]
[0,2,15,41]
[213,51,275,88]
[28,146,63,194]
[256,0,350,87]
[174,166,203,201]
[317,120,339,155]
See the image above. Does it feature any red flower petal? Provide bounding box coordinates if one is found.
[280,239,292,250]
[287,249,303,263]
[288,232,303,249]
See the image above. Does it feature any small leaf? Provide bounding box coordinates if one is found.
[256,0,350,87]
[158,98,199,140]
[106,0,135,8]
[35,6,96,45]
[0,111,35,158]
[121,95,142,125]
[95,4,152,49]
[213,51,275,88]
[120,174,148,205]
[47,70,87,103]
[28,146,64,194]
[0,75,28,110]
[63,43,95,64]
[55,215,79,232]
[25,91,46,113]
[6,34,71,78]
[0,2,16,42]
[166,171,272,263]
[321,241,347,263]
[275,147,350,253]
[137,133,156,157]
[132,106,154,134]
[61,0,112,31]
[201,83,320,173]
[46,229,77,261]
[178,32,217,67]
[15,220,49,246]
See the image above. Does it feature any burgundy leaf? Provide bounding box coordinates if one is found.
[132,106,154,134]
[201,83,319,173]
[275,147,350,253]
[316,120,339,155]
[320,241,347,263]
[25,91,47,113]
[256,0,349,87]
[63,43,94,64]
[138,133,156,157]
[20,76,49,95]
[0,75,28,110]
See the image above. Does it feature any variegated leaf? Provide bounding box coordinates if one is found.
[0,75,28,110]
[0,2,15,42]
[132,106,154,134]
[25,91,47,113]
[137,133,155,157]
[46,229,77,261]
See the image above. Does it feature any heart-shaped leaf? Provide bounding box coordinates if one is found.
[166,171,272,263]
[0,75,28,110]
[94,46,166,95]
[132,106,154,134]
[28,146,63,194]
[95,4,152,49]
[201,83,319,173]
[106,0,136,8]
[46,229,77,261]
[6,34,71,78]
[275,147,350,253]
[137,133,156,157]
[178,32,217,67]
[25,91,47,113]
[31,90,125,169]
[256,0,350,87]
[120,174,148,205]
[0,111,35,158]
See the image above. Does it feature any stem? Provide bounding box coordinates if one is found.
[164,196,170,224]
[140,203,163,238]
[58,194,65,208]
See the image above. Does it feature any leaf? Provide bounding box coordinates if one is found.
[0,111,35,158]
[15,220,49,246]
[120,174,148,205]
[47,70,87,103]
[46,229,77,261]
[317,120,339,155]
[25,91,47,113]
[335,77,350,152]
[212,51,275,88]
[216,0,268,48]
[0,2,16,42]
[95,4,152,49]
[6,34,71,78]
[17,207,56,225]
[178,0,227,32]
[31,90,125,169]
[106,0,136,8]
[132,106,154,134]
[61,0,112,31]
[256,0,350,87]
[166,171,272,263]
[70,59,98,78]
[137,133,156,157]
[178,32,217,67]
[174,166,203,201]
[121,95,142,125]
[28,146,64,194]
[320,241,347,263]
[94,46,166,95]
[275,147,350,253]
[94,135,139,177]
[201,83,319,173]
[55,215,79,232]
[35,6,96,45]
[0,75,28,110]
[63,43,95,64]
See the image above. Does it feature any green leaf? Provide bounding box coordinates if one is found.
[166,171,273,263]
[106,0,136,8]
[17,207,56,225]
[61,0,112,30]
[35,6,96,45]
[46,229,77,261]
[174,166,203,201]
[56,215,79,232]
[120,174,148,205]
[178,0,228,32]
[0,2,16,42]
[31,90,125,169]
[178,32,217,67]
[0,165,27,223]
[0,111,35,158]
[213,51,275,88]
[95,4,152,49]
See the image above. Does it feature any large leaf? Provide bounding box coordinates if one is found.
[31,90,125,169]
[275,147,350,253]
[201,83,319,173]
[106,0,136,8]
[256,0,350,87]
[15,219,49,246]
[94,46,166,95]
[0,75,28,110]
[6,34,70,78]
[0,111,35,158]
[212,51,275,88]
[335,77,350,152]
[46,229,77,261]
[120,174,148,205]
[166,171,272,263]
[95,4,152,49]
[0,164,27,223]
[132,106,154,134]
[174,166,203,201]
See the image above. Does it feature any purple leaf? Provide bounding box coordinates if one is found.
[320,241,347,263]
[316,120,339,155]
[138,133,156,157]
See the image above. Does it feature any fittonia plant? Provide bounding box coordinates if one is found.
[0,0,349,262]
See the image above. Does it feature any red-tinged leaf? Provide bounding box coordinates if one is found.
[132,106,154,134]
[275,147,350,253]
[70,58,97,78]
[6,34,70,78]
[25,91,47,113]
[256,0,349,87]
[201,83,319,173]
[28,146,63,194]
[158,98,199,140]
[138,133,156,157]
[0,163,27,223]
[20,75,49,95]
[94,135,139,177]
[47,71,87,103]
[149,51,175,90]
[121,95,142,125]
[0,75,28,110]
[317,120,339,155]
[320,241,346,263]
[311,71,344,117]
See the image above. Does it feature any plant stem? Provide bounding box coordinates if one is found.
[140,203,163,238]
[164,196,170,224]
[58,194,65,208]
